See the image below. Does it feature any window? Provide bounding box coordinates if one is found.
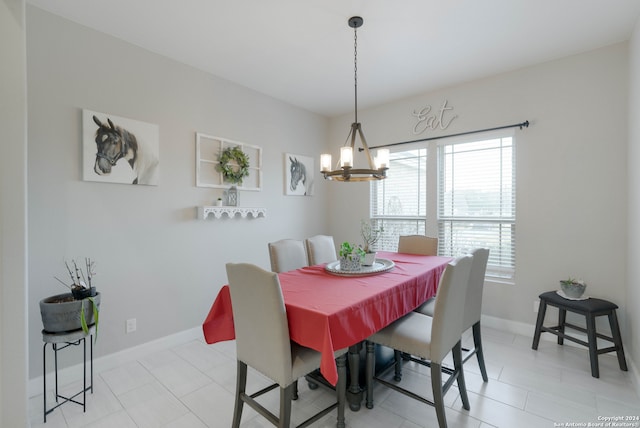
[370,148,428,250]
[371,133,515,281]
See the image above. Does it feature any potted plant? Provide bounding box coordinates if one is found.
[40,258,100,336]
[559,277,587,299]
[216,197,223,207]
[339,241,365,272]
[360,219,384,266]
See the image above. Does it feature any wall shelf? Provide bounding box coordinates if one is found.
[198,206,267,220]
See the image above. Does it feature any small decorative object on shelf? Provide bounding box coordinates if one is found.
[559,277,587,299]
[215,197,223,207]
[360,219,383,266]
[41,258,100,337]
[226,185,239,206]
[339,241,365,272]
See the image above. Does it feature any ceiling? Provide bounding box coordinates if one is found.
[26,0,640,117]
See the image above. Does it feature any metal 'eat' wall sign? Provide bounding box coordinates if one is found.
[412,100,458,135]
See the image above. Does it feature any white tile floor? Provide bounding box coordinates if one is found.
[29,326,640,428]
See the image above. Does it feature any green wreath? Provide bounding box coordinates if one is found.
[217,146,250,184]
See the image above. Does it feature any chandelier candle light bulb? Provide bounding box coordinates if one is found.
[376,149,389,169]
[321,154,332,172]
[340,147,353,167]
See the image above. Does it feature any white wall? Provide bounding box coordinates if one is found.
[627,16,640,380]
[329,43,630,339]
[0,0,29,425]
[26,7,331,380]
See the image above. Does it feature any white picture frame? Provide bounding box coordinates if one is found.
[83,109,159,185]
[284,153,314,196]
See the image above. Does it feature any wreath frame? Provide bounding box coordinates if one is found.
[216,146,250,184]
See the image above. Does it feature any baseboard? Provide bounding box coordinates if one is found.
[29,326,203,398]
[481,314,640,395]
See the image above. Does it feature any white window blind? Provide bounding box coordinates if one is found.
[438,136,515,279]
[371,133,516,281]
[370,149,427,251]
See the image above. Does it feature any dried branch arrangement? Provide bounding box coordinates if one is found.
[54,258,96,291]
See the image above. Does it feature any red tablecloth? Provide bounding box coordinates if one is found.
[202,252,451,385]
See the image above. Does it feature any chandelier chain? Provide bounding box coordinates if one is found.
[354,25,358,124]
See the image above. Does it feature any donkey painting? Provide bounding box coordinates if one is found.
[91,115,159,185]
[289,156,313,196]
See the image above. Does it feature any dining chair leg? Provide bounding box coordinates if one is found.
[365,341,375,409]
[472,322,488,382]
[292,380,298,400]
[279,384,293,428]
[232,361,247,428]
[431,362,447,428]
[453,342,470,410]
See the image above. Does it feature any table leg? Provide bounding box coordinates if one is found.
[365,341,374,409]
[336,354,347,428]
[347,343,362,411]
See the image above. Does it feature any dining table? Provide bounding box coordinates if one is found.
[202,251,452,409]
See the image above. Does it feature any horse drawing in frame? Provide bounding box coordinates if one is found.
[289,156,313,196]
[91,114,159,185]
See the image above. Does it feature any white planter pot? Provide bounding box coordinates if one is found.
[339,256,361,272]
[362,252,376,266]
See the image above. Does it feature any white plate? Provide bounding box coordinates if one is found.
[556,290,589,301]
[325,258,395,277]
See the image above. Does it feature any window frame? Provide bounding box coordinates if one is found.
[371,130,516,283]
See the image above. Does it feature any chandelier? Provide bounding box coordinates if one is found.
[321,16,389,182]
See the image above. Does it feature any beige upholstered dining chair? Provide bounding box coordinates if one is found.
[414,247,490,382]
[226,263,347,428]
[268,239,308,273]
[305,235,337,265]
[365,255,473,428]
[397,234,438,256]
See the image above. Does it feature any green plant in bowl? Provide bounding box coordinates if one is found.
[339,242,365,271]
[560,277,586,298]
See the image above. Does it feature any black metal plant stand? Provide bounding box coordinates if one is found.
[42,326,94,423]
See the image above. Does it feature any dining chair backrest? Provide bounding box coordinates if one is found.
[305,235,337,265]
[398,235,438,256]
[268,239,308,273]
[431,255,473,363]
[463,248,490,331]
[226,263,294,385]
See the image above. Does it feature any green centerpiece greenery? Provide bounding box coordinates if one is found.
[339,241,365,271]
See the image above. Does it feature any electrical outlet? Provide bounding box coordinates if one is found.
[533,300,539,313]
[126,318,137,333]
